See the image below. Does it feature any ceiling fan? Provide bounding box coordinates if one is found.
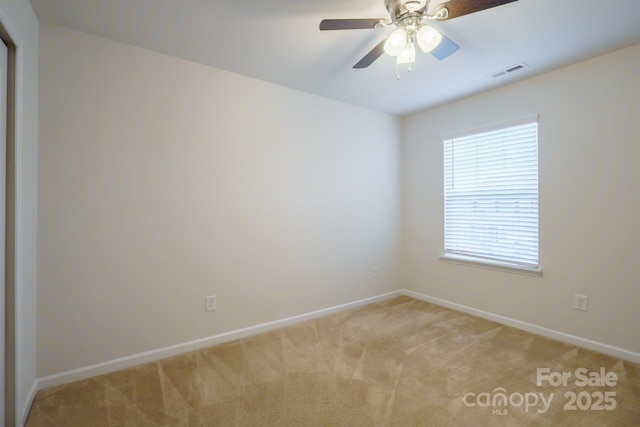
[320,0,518,71]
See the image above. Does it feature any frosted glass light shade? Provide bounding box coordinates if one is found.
[417,25,442,53]
[384,28,407,57]
[396,42,416,64]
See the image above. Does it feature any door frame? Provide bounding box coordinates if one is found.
[0,20,17,427]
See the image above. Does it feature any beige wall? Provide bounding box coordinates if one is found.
[37,24,401,377]
[402,44,640,354]
[37,21,640,379]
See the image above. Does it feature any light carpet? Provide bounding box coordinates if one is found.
[26,296,640,426]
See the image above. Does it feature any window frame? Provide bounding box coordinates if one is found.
[440,116,542,277]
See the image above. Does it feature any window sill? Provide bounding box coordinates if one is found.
[439,253,543,277]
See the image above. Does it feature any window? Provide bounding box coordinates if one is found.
[442,116,540,275]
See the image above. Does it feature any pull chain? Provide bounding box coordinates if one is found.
[394,63,415,80]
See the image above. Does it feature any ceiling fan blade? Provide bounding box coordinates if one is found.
[320,19,383,31]
[430,34,459,60]
[435,0,518,20]
[353,39,386,69]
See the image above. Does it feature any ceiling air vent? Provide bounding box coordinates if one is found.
[490,62,528,78]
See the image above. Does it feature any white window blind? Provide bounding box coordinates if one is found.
[443,117,539,268]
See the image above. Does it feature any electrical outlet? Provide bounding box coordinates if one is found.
[573,294,588,312]
[372,266,380,278]
[205,295,217,312]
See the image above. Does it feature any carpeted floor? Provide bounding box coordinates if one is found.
[26,296,640,426]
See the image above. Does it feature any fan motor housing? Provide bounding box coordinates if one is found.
[385,0,426,19]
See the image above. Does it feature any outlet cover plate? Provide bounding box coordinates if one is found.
[573,294,588,312]
[206,295,217,312]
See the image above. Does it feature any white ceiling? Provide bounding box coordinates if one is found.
[30,0,640,116]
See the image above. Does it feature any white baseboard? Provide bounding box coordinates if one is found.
[36,290,403,391]
[20,380,38,426]
[402,289,640,364]
[35,288,640,394]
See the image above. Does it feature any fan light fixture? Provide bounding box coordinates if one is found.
[319,0,518,73]
[416,25,442,53]
[396,42,416,64]
[383,28,407,56]
[383,22,442,68]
